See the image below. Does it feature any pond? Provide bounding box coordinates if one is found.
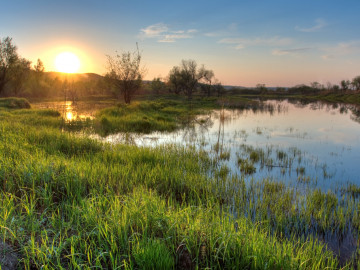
[97,99,360,193]
[35,98,360,264]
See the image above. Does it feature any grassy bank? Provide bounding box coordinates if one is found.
[94,97,222,135]
[0,97,31,109]
[0,98,359,268]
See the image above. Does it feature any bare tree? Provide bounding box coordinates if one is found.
[0,37,19,95]
[106,46,145,104]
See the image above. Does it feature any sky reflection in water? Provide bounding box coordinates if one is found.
[104,100,360,191]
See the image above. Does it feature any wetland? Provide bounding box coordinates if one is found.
[1,96,360,269]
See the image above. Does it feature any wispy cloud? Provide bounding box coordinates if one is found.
[204,23,238,38]
[272,47,312,56]
[140,23,197,43]
[296,19,327,32]
[219,36,293,49]
[140,23,168,38]
[321,40,360,59]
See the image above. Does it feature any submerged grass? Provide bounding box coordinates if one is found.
[0,99,359,269]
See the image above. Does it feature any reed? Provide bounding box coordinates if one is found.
[0,100,359,269]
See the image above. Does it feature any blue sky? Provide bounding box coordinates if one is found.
[1,0,360,86]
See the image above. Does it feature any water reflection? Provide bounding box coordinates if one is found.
[66,111,73,121]
[37,98,360,264]
[98,100,360,193]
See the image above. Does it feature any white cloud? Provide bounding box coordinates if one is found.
[272,47,312,56]
[187,29,198,34]
[321,40,360,59]
[219,36,293,49]
[159,34,193,43]
[296,19,327,32]
[140,23,197,43]
[140,23,168,38]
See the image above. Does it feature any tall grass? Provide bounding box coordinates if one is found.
[94,98,217,135]
[0,97,31,109]
[0,101,359,268]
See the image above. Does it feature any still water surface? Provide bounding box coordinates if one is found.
[100,100,360,191]
[35,99,360,262]
[35,99,360,190]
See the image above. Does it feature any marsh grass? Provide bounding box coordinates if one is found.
[0,97,31,109]
[0,99,359,268]
[94,98,218,135]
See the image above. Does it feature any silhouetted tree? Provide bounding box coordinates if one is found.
[310,81,323,90]
[169,60,213,100]
[34,58,45,82]
[352,76,360,91]
[150,77,166,95]
[10,58,31,96]
[340,80,351,91]
[213,80,225,97]
[168,66,184,95]
[256,84,267,94]
[0,37,19,95]
[199,68,214,97]
[106,46,145,104]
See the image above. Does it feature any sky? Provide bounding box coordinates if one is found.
[1,0,360,87]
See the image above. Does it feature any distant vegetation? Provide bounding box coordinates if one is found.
[1,36,360,106]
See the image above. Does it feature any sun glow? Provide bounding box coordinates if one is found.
[55,52,80,73]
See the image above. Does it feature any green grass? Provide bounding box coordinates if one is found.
[0,97,31,109]
[0,98,359,269]
[94,97,223,135]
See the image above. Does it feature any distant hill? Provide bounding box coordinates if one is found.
[44,72,287,90]
[45,72,104,82]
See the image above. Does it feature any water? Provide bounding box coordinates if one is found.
[33,100,115,121]
[99,100,360,191]
[35,98,360,263]
[34,98,360,190]
[97,99,360,263]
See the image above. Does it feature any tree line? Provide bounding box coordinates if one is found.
[1,36,359,103]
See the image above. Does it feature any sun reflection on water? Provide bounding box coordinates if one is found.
[66,111,73,121]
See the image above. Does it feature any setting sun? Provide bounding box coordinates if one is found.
[55,52,80,73]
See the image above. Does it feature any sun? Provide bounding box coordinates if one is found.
[55,52,80,73]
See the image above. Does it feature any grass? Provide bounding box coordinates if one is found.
[0,97,359,268]
[94,97,221,135]
[0,97,31,109]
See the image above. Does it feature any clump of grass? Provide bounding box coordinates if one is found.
[277,150,287,160]
[132,238,174,269]
[249,150,260,162]
[296,166,306,175]
[237,158,256,174]
[0,97,31,109]
[94,99,220,135]
[219,150,230,160]
[342,183,360,199]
